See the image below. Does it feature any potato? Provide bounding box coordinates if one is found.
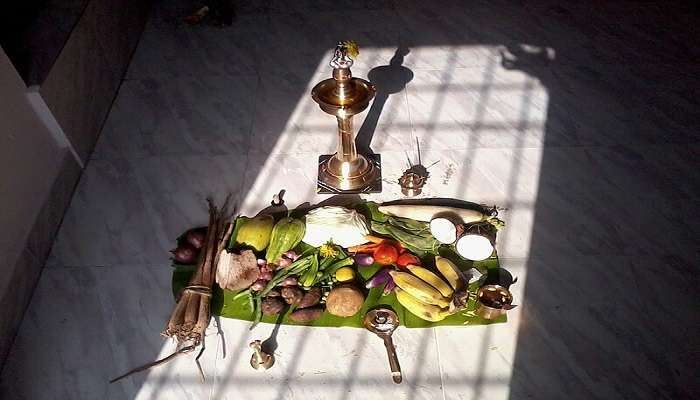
[298,287,322,309]
[326,285,365,317]
[289,307,324,323]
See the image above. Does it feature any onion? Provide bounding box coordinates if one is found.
[282,276,298,286]
[251,280,267,291]
[171,243,198,264]
[259,271,273,280]
[284,250,299,260]
[430,218,457,244]
[257,258,267,266]
[456,234,494,261]
[184,228,207,250]
[278,258,292,268]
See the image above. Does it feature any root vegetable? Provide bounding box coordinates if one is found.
[455,234,494,261]
[261,297,285,315]
[282,276,298,287]
[215,249,260,292]
[251,280,266,291]
[267,289,281,297]
[298,287,322,308]
[379,204,488,223]
[278,258,292,268]
[171,243,198,264]
[259,271,273,280]
[281,287,304,305]
[429,218,457,244]
[289,307,324,323]
[326,286,365,317]
[184,228,207,250]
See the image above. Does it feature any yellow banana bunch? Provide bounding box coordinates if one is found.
[389,271,450,308]
[435,256,462,290]
[395,288,449,322]
[405,265,454,297]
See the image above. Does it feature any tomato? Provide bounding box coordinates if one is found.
[396,253,421,268]
[373,244,399,265]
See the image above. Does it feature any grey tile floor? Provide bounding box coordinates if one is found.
[2,1,699,399]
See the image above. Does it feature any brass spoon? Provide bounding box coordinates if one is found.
[363,308,402,383]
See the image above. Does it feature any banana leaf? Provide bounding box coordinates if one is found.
[172,256,505,328]
[171,201,509,329]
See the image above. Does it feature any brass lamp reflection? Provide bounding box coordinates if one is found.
[312,41,382,193]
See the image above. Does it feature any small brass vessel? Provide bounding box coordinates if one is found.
[312,41,382,193]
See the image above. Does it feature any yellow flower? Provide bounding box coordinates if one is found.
[343,40,359,58]
[320,243,340,258]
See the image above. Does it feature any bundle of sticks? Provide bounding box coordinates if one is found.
[111,197,233,383]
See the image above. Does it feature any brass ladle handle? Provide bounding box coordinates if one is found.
[382,334,402,384]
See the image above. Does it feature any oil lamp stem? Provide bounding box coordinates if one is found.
[336,116,357,163]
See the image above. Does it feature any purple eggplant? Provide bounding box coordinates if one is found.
[365,268,391,289]
[354,253,374,266]
[383,279,397,295]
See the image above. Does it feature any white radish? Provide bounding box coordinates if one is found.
[379,204,486,223]
[429,218,457,244]
[456,234,494,261]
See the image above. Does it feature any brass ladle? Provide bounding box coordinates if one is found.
[363,308,402,383]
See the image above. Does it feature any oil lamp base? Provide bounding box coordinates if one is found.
[317,153,382,194]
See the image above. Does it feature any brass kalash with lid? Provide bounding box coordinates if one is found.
[312,41,382,193]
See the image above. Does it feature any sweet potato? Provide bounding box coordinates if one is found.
[289,307,324,323]
[298,287,322,309]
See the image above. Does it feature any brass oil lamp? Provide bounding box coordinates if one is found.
[312,41,382,193]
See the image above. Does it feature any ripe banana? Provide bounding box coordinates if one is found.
[395,288,449,322]
[406,265,454,298]
[389,271,450,308]
[435,256,462,290]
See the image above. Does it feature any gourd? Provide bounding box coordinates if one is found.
[265,217,305,264]
[233,215,274,251]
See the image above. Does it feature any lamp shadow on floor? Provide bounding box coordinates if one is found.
[356,45,414,156]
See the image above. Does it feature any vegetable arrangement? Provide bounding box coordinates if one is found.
[171,201,512,329]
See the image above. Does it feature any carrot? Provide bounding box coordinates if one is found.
[347,243,381,253]
[364,235,388,244]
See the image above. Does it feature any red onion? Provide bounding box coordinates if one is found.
[284,250,298,260]
[257,258,267,266]
[282,276,298,286]
[259,271,273,280]
[184,228,207,250]
[278,258,292,268]
[171,243,198,264]
[251,280,267,291]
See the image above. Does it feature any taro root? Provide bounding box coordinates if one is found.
[215,249,259,291]
[326,285,365,317]
[297,287,322,309]
[267,289,281,297]
[288,307,324,323]
[281,287,304,305]
[261,297,285,316]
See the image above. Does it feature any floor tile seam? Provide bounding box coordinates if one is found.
[88,150,251,163]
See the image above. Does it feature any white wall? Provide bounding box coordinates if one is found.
[0,47,69,358]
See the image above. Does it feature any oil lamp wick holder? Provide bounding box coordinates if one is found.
[312,41,382,194]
